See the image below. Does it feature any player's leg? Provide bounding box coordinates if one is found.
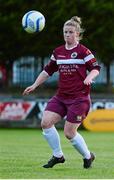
[41,96,66,168]
[64,121,95,168]
[42,110,63,157]
[64,97,95,168]
[64,121,91,157]
[41,111,65,168]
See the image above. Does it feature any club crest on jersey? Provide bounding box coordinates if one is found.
[77,115,82,121]
[71,52,77,59]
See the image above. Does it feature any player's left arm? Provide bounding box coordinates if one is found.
[83,49,101,85]
[84,69,99,85]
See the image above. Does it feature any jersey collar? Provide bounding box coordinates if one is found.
[65,41,79,50]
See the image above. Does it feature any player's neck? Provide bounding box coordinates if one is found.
[65,41,79,50]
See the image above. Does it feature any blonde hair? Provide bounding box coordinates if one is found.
[64,16,84,40]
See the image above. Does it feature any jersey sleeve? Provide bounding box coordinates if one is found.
[83,48,101,72]
[44,51,58,76]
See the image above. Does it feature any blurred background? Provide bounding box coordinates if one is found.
[0,0,114,130]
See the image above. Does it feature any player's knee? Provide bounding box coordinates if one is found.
[41,117,54,129]
[41,120,49,129]
[64,129,75,140]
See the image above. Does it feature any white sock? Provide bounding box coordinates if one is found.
[70,132,91,159]
[43,126,63,158]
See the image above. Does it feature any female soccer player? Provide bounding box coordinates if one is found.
[23,16,100,169]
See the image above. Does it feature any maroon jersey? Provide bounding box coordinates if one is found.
[44,43,100,99]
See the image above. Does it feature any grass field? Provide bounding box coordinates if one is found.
[0,129,114,179]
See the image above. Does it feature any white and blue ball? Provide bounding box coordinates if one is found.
[22,10,45,33]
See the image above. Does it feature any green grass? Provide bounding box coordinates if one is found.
[0,129,114,179]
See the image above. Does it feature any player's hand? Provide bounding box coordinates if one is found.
[83,77,93,85]
[23,85,36,95]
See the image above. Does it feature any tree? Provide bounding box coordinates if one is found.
[76,0,114,86]
[0,0,114,87]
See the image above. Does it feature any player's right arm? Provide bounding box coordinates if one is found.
[23,70,49,95]
[23,50,58,95]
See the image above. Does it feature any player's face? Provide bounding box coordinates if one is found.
[63,25,79,45]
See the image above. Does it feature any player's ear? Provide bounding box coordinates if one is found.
[76,32,80,36]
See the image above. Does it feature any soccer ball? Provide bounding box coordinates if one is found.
[22,10,45,33]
